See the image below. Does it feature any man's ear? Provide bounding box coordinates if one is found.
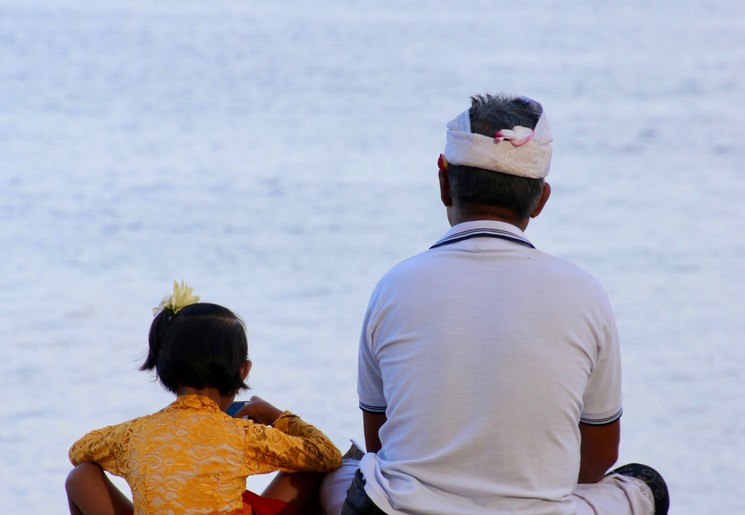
[530,182,551,219]
[438,169,453,207]
[240,360,252,380]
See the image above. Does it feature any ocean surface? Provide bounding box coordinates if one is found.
[1,1,743,512]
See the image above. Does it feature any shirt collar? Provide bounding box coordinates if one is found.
[432,220,534,249]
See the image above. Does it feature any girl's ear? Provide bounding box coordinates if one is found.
[240,360,252,380]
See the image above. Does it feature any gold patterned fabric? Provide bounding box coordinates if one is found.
[69,395,341,514]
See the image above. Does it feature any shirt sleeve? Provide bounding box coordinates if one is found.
[580,307,623,425]
[357,295,387,414]
[68,422,131,476]
[243,412,342,474]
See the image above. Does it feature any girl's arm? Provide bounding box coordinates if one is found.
[69,424,128,476]
[237,397,342,473]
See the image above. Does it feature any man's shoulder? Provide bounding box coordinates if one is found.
[371,240,610,303]
[534,249,607,285]
[377,247,441,281]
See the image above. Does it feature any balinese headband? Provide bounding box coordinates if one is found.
[153,280,200,317]
[440,97,553,179]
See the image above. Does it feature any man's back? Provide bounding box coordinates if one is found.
[357,220,622,514]
[336,93,663,515]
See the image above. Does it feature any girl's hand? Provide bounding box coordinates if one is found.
[234,395,284,425]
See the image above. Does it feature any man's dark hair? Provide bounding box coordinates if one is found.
[142,303,249,397]
[447,94,545,218]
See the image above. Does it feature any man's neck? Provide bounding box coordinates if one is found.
[448,204,529,231]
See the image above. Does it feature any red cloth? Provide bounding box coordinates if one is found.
[242,490,299,515]
[122,490,297,515]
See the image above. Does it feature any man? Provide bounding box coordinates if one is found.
[324,94,668,515]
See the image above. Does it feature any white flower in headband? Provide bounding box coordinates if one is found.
[153,280,200,316]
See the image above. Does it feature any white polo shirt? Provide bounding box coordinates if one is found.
[357,220,622,515]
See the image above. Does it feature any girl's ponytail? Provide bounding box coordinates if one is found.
[141,309,174,372]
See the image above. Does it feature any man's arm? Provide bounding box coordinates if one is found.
[362,411,387,453]
[578,419,620,483]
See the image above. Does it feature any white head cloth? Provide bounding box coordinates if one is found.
[443,97,553,179]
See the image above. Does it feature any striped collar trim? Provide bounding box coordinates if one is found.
[430,227,535,250]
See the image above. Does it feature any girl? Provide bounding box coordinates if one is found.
[66,281,342,515]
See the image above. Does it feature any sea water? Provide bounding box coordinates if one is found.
[1,1,743,512]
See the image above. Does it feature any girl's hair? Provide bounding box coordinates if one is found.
[141,303,249,397]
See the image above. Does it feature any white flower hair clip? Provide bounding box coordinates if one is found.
[495,126,534,147]
[153,280,200,317]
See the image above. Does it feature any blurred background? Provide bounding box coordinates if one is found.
[1,1,743,512]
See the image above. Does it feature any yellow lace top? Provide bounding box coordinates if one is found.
[69,395,341,514]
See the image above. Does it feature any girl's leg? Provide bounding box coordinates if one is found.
[66,462,134,515]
